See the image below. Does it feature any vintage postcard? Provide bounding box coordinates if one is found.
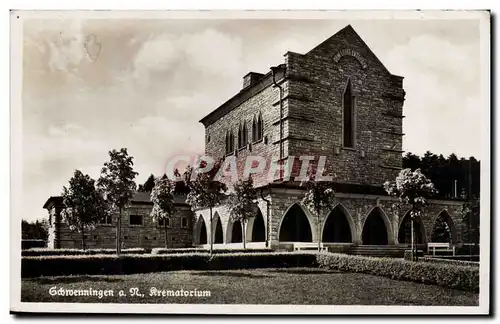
[10,10,490,315]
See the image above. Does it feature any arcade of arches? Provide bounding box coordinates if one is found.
[193,199,463,247]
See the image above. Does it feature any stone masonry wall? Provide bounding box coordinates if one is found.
[283,26,405,185]
[48,203,194,250]
[192,189,466,248]
[266,189,465,246]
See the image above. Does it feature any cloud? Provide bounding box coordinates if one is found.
[132,28,245,83]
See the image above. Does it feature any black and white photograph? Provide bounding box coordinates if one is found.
[9,9,490,315]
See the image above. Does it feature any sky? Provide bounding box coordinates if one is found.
[20,16,482,222]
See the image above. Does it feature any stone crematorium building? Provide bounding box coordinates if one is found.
[43,25,467,251]
[194,25,466,251]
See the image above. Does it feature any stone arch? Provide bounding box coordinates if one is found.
[226,218,244,243]
[397,210,427,245]
[194,214,208,245]
[246,207,266,243]
[430,209,458,244]
[361,206,394,245]
[211,212,224,244]
[278,202,316,242]
[321,203,355,243]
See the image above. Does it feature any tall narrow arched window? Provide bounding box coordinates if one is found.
[242,121,248,147]
[226,129,235,154]
[252,117,257,142]
[257,113,263,141]
[343,79,355,148]
[237,124,243,149]
[230,130,234,152]
[225,130,230,154]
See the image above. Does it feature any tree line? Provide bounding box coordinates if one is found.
[21,219,49,241]
[402,151,480,199]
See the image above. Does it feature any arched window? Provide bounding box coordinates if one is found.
[237,124,243,149]
[230,130,234,152]
[238,122,248,149]
[252,117,257,142]
[257,113,263,141]
[343,79,355,148]
[242,121,248,147]
[226,129,235,154]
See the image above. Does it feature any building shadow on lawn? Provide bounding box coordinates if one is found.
[30,276,125,285]
[192,271,271,278]
[265,268,341,275]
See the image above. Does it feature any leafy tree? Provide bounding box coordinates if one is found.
[61,170,107,250]
[226,176,258,250]
[150,176,177,248]
[300,174,336,251]
[384,168,438,261]
[185,159,228,255]
[97,148,138,256]
[21,219,49,241]
[460,197,480,245]
[138,174,156,192]
[430,214,451,243]
[173,169,190,195]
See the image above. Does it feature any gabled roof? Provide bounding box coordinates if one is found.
[42,192,189,209]
[198,25,402,127]
[42,196,63,209]
[305,24,402,79]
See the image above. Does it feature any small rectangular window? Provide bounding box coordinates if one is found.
[159,218,171,227]
[129,215,143,226]
[181,217,188,228]
[99,215,112,225]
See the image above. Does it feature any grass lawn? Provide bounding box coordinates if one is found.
[22,267,478,305]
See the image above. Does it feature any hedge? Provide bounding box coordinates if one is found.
[22,240,46,250]
[21,252,317,278]
[316,253,479,292]
[420,256,480,267]
[21,248,146,257]
[151,247,274,255]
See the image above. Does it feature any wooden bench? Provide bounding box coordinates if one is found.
[427,242,455,256]
[293,243,328,252]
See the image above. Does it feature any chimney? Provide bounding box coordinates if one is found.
[242,72,264,89]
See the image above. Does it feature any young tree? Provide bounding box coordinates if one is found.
[97,148,138,256]
[61,170,106,250]
[185,159,227,255]
[226,176,258,250]
[138,174,156,192]
[384,168,438,261]
[300,174,336,251]
[150,175,176,248]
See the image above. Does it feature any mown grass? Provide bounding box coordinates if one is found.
[21,267,478,305]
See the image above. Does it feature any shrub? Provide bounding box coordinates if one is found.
[22,240,46,250]
[151,248,273,255]
[316,253,479,292]
[420,256,479,267]
[21,248,146,257]
[21,252,317,278]
[403,250,424,261]
[456,244,480,256]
